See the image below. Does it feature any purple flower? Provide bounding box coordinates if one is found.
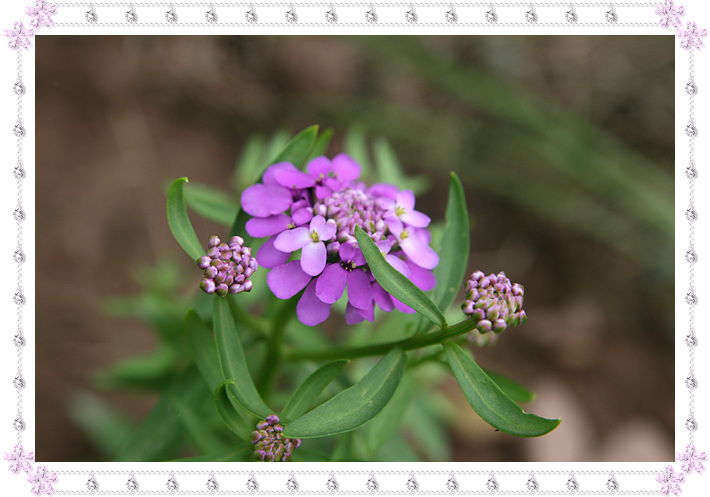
[677,444,706,474]
[461,271,527,335]
[274,215,336,276]
[655,0,685,28]
[27,465,57,496]
[197,235,258,296]
[26,0,57,29]
[4,22,34,50]
[657,465,685,495]
[4,444,33,474]
[678,22,708,50]
[250,414,301,462]
[241,153,439,326]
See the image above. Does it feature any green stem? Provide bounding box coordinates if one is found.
[257,299,298,399]
[286,318,477,361]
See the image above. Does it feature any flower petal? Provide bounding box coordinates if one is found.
[263,162,297,186]
[345,303,365,324]
[291,207,313,226]
[246,214,291,237]
[406,258,437,291]
[356,302,376,322]
[368,183,399,200]
[315,184,333,199]
[307,156,332,177]
[402,209,431,228]
[274,227,311,252]
[346,269,372,310]
[332,153,361,182]
[301,241,327,276]
[297,280,331,325]
[372,282,395,312]
[400,233,439,270]
[241,184,292,217]
[397,190,416,211]
[315,263,348,304]
[392,297,416,314]
[386,253,411,277]
[275,168,316,189]
[257,236,290,268]
[317,219,337,241]
[267,261,312,299]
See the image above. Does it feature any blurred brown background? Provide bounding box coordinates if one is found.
[35,35,674,462]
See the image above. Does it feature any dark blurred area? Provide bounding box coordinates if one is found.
[35,35,674,462]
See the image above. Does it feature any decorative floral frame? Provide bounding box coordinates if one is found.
[0,1,706,494]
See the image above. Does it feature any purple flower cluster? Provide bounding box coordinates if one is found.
[250,414,301,462]
[461,271,527,334]
[197,236,258,296]
[241,154,438,325]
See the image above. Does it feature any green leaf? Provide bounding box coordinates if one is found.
[213,298,272,418]
[184,182,239,226]
[363,374,413,456]
[214,381,254,441]
[67,392,134,458]
[343,125,372,178]
[114,368,204,461]
[185,309,223,390]
[172,445,251,462]
[94,344,178,390]
[282,349,406,439]
[355,226,447,328]
[281,360,349,421]
[169,390,232,455]
[167,177,204,261]
[372,137,428,194]
[432,173,470,313]
[269,125,319,168]
[483,368,536,404]
[306,127,334,163]
[444,342,560,437]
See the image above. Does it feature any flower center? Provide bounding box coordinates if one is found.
[395,205,406,217]
[314,187,389,243]
[310,231,320,242]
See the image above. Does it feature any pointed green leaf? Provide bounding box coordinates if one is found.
[343,125,372,177]
[167,177,204,261]
[355,226,446,328]
[444,342,560,437]
[214,381,254,441]
[432,173,470,313]
[483,368,536,404]
[363,374,413,456]
[281,360,349,421]
[169,390,232,455]
[213,298,272,418]
[184,182,238,226]
[269,125,319,168]
[185,309,223,390]
[282,349,406,439]
[306,127,334,163]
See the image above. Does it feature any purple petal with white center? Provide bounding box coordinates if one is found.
[386,218,405,238]
[332,153,361,182]
[368,183,400,200]
[403,209,431,228]
[400,233,439,269]
[307,156,332,177]
[263,162,297,186]
[406,258,437,291]
[291,207,313,226]
[267,261,312,299]
[347,269,372,310]
[372,282,395,312]
[246,214,291,237]
[257,236,290,268]
[297,280,331,325]
[241,184,292,217]
[301,241,327,276]
[274,227,311,252]
[275,168,316,189]
[345,303,365,324]
[315,263,347,304]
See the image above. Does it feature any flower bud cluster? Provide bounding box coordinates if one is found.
[250,414,301,462]
[461,271,527,334]
[197,236,258,296]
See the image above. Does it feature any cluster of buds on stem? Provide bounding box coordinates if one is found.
[197,236,258,296]
[461,271,527,335]
[250,414,301,462]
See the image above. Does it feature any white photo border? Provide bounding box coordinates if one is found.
[0,1,706,495]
